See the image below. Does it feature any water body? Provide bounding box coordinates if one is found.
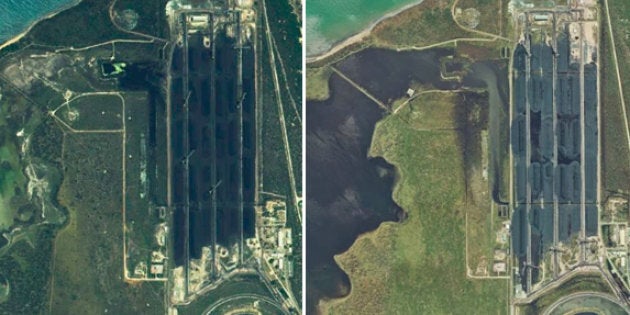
[306,73,403,313]
[307,47,509,313]
[0,0,80,43]
[306,0,420,56]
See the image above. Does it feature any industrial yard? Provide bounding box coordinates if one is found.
[509,1,630,313]
[165,0,300,313]
[510,3,600,294]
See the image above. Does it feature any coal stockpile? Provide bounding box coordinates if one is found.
[187,32,218,260]
[558,204,581,240]
[511,29,601,291]
[586,204,598,236]
[171,22,255,266]
[584,63,598,204]
[557,33,570,72]
[511,205,527,259]
[511,203,529,288]
[242,42,256,239]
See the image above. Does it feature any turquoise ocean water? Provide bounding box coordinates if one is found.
[306,0,420,56]
[0,0,80,43]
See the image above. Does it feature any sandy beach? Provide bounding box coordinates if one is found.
[0,0,82,52]
[306,0,425,64]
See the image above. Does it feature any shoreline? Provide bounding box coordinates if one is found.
[306,0,425,64]
[318,220,401,314]
[313,128,407,314]
[0,0,82,52]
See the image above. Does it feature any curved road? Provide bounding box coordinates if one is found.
[542,292,630,315]
[203,293,289,315]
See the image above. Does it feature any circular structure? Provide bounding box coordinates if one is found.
[458,8,480,29]
[16,203,36,223]
[544,292,630,315]
[114,9,139,31]
[203,294,288,315]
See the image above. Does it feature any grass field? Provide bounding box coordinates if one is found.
[52,133,164,314]
[321,91,508,314]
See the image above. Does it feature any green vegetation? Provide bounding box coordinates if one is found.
[30,118,64,166]
[517,273,613,315]
[0,77,66,312]
[371,0,473,48]
[0,79,52,232]
[113,0,169,38]
[305,66,332,101]
[56,94,124,131]
[52,133,164,314]
[323,91,508,314]
[264,0,302,114]
[455,0,507,37]
[0,0,140,58]
[455,40,505,62]
[603,0,630,193]
[263,0,303,195]
[306,0,505,69]
[260,30,289,196]
[398,91,504,277]
[609,0,630,105]
[123,92,163,279]
[0,146,26,230]
[259,15,302,303]
[395,92,459,129]
[0,226,55,314]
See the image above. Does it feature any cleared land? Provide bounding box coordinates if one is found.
[321,91,508,314]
